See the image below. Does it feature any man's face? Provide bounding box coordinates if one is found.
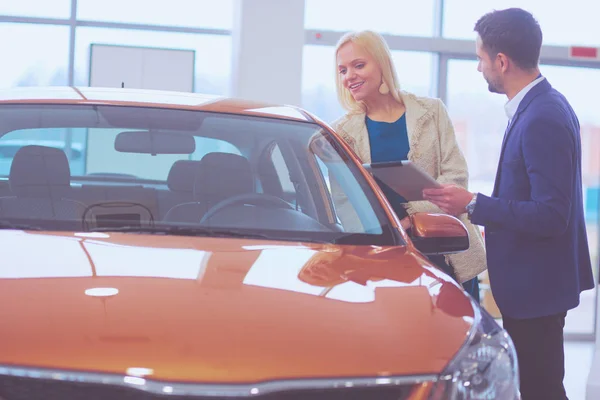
[476,35,505,94]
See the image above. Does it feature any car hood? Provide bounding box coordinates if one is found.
[0,230,474,384]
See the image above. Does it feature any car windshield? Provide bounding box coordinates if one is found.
[0,104,399,246]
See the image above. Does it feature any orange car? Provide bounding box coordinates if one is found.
[0,87,519,399]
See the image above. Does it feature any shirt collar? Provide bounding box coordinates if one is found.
[504,75,545,121]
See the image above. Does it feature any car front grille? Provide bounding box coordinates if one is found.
[0,375,417,400]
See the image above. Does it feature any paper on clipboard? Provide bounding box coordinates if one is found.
[363,160,440,201]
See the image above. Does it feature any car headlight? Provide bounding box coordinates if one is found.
[429,300,521,400]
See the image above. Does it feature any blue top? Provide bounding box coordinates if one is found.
[365,114,410,214]
[365,114,410,162]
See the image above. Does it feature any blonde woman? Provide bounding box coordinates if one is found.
[331,30,486,300]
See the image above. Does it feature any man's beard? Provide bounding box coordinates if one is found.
[486,75,503,94]
[488,81,502,94]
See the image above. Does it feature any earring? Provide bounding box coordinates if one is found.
[379,81,390,95]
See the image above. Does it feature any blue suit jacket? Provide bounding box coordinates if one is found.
[471,78,594,319]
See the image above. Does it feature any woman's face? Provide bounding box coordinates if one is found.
[336,41,382,103]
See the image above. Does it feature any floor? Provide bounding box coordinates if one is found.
[564,341,595,400]
[487,288,597,399]
[564,289,596,400]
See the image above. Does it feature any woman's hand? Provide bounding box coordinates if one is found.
[400,216,412,231]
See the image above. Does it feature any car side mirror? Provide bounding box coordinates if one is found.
[408,213,469,255]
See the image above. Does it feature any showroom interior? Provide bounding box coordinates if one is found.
[1,0,598,398]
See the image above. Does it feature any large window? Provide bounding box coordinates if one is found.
[0,0,232,92]
[0,0,71,19]
[446,60,506,189]
[0,23,69,89]
[446,59,600,335]
[76,0,233,30]
[302,45,434,124]
[443,0,600,47]
[305,0,436,37]
[74,28,231,95]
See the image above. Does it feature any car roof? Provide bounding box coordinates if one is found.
[0,86,317,123]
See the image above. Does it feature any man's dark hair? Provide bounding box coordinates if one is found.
[474,8,542,70]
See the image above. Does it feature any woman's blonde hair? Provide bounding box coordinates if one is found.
[334,30,403,113]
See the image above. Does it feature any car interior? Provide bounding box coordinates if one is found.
[0,104,396,245]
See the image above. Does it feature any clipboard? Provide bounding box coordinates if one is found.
[363,160,440,201]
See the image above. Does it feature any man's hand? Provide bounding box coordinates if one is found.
[422,184,473,216]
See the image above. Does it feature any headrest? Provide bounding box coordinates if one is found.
[10,145,71,197]
[194,152,254,202]
[167,160,202,192]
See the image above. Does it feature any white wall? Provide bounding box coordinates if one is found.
[230,0,305,106]
[586,287,600,399]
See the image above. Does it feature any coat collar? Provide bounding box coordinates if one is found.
[337,91,436,163]
[501,78,552,148]
[514,77,551,118]
[504,75,546,121]
[491,78,553,196]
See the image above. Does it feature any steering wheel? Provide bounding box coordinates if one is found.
[200,193,295,224]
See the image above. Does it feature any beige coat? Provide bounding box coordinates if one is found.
[331,91,487,283]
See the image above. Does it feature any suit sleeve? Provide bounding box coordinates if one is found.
[470,113,574,237]
[404,99,470,215]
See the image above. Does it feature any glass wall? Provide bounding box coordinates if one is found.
[304,0,436,37]
[76,0,233,30]
[0,0,233,95]
[0,23,70,88]
[0,0,71,18]
[443,0,600,47]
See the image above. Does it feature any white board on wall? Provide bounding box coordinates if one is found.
[89,44,195,92]
[87,44,196,176]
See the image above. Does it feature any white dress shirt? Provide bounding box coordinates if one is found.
[504,75,546,123]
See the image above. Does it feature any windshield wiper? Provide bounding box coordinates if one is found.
[89,225,273,240]
[0,220,43,231]
[90,225,334,244]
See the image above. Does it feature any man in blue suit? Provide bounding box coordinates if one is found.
[423,8,594,400]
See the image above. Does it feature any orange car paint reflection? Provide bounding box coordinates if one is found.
[0,231,473,384]
[410,213,468,239]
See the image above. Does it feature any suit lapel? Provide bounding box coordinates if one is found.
[500,79,550,152]
[491,115,522,196]
[491,78,552,196]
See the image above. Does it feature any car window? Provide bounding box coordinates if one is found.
[315,156,341,225]
[308,136,383,234]
[191,137,242,161]
[0,128,87,176]
[268,144,297,205]
[0,104,397,246]
[84,128,243,180]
